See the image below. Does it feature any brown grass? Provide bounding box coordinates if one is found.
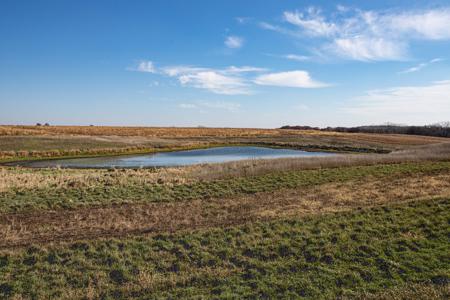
[2,172,449,249]
[1,125,445,142]
[0,125,289,137]
[187,142,450,180]
[0,167,190,193]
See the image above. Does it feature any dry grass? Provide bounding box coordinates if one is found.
[0,125,290,137]
[188,142,450,180]
[0,167,191,193]
[1,125,445,142]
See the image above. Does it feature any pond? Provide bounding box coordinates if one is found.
[19,146,336,168]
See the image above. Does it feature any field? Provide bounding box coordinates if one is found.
[0,126,449,299]
[0,125,445,162]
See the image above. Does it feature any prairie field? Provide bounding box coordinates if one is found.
[0,126,449,299]
[0,125,446,162]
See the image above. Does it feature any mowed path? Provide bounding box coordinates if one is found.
[2,172,449,249]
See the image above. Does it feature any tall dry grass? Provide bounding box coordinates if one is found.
[187,142,450,180]
[0,125,295,137]
[1,125,446,143]
[0,167,192,193]
[0,143,214,161]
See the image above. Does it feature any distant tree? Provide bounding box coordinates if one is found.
[36,123,42,126]
[44,123,50,126]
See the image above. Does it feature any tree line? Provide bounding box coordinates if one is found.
[280,122,450,138]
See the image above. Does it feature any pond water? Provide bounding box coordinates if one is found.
[20,146,335,168]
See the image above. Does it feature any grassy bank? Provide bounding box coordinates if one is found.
[0,141,389,164]
[1,161,450,213]
[0,197,448,299]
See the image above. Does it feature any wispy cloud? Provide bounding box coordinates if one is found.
[235,17,252,24]
[254,70,328,88]
[224,66,268,73]
[160,64,266,95]
[161,66,207,77]
[225,36,244,49]
[133,61,328,94]
[130,60,157,73]
[284,8,337,37]
[344,80,450,116]
[262,6,450,61]
[178,71,249,95]
[399,58,444,74]
[258,22,298,37]
[284,54,310,61]
[329,37,406,61]
[178,100,241,112]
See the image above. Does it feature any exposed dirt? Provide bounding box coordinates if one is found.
[1,173,449,249]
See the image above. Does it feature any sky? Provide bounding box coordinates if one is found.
[1,0,450,128]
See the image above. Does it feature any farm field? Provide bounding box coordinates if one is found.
[0,126,449,299]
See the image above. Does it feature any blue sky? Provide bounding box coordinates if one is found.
[1,0,450,128]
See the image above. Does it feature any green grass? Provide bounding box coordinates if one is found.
[2,161,450,213]
[0,198,448,299]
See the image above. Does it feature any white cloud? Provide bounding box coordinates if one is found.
[330,37,407,61]
[399,58,444,74]
[344,80,450,118]
[225,36,244,49]
[283,8,337,37]
[178,71,249,95]
[161,66,207,76]
[159,64,270,95]
[135,60,156,73]
[390,10,450,40]
[224,66,267,73]
[264,6,450,61]
[254,70,328,88]
[133,60,327,94]
[284,54,310,61]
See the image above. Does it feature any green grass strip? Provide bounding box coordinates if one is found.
[1,161,450,212]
